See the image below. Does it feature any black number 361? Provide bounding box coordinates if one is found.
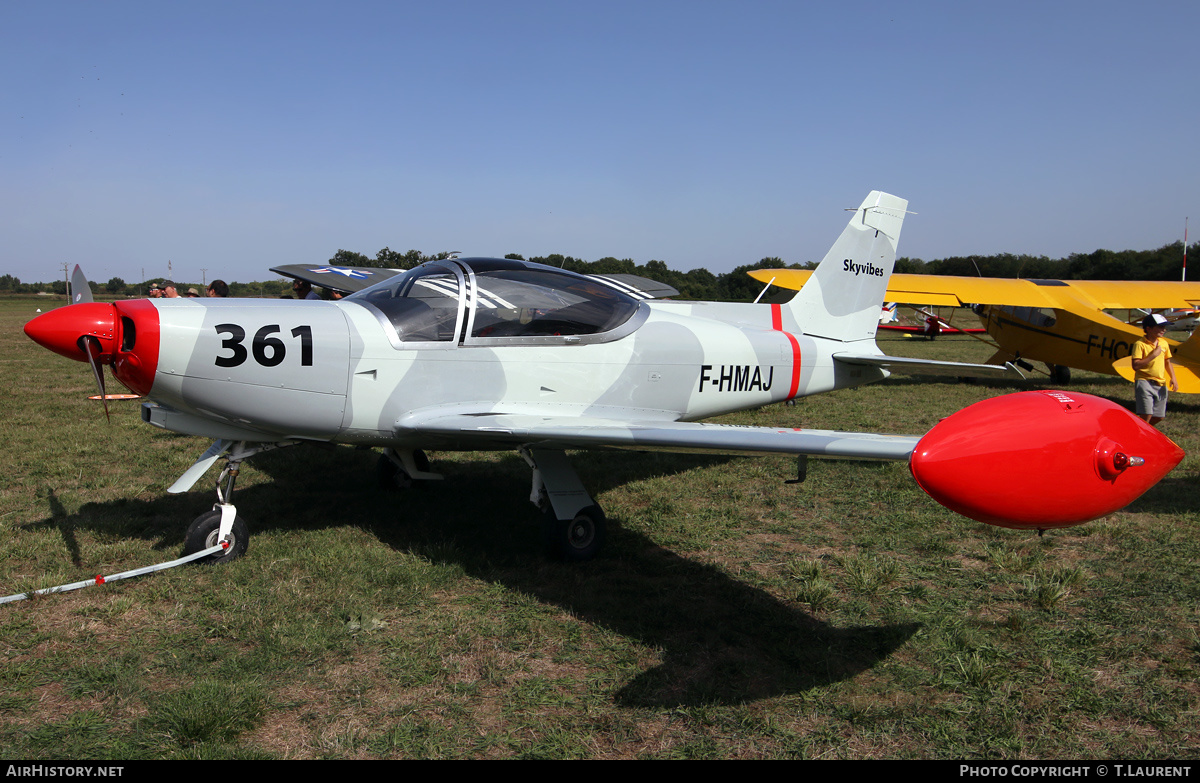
[215,324,313,368]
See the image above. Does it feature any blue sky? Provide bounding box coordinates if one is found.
[2,1,1197,285]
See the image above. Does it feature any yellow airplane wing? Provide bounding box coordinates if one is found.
[1052,280,1200,310]
[883,274,1061,308]
[748,269,1200,311]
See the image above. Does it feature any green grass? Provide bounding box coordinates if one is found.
[2,297,1199,758]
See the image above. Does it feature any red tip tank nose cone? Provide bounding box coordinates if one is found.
[24,303,116,362]
[911,390,1184,529]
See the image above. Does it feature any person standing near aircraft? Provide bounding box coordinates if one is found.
[292,278,321,300]
[207,279,229,297]
[1131,313,1178,426]
[923,313,940,340]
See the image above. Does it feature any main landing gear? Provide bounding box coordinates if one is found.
[376,447,438,490]
[376,445,609,561]
[522,447,607,561]
[179,442,608,565]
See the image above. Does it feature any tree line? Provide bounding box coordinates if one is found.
[896,241,1194,282]
[3,240,1194,302]
[320,240,1196,301]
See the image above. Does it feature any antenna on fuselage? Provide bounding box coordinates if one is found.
[752,276,776,304]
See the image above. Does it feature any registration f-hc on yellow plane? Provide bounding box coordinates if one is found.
[751,269,1200,391]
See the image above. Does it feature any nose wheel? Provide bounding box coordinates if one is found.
[183,509,249,564]
[179,442,261,565]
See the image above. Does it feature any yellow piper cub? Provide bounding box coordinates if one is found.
[750,268,1200,389]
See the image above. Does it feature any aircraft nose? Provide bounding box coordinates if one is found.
[24,299,160,397]
[24,303,117,362]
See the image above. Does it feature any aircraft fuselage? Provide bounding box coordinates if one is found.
[138,293,885,446]
[981,303,1200,390]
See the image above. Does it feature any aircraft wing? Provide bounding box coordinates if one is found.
[394,409,919,460]
[749,269,1200,310]
[271,264,403,294]
[833,353,1024,379]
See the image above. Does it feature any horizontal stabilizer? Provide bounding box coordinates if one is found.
[1110,357,1137,383]
[1112,355,1200,394]
[834,353,1025,380]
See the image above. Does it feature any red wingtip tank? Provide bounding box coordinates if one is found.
[909,390,1184,529]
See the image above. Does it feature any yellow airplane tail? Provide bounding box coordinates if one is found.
[1168,330,1200,393]
[1171,328,1200,362]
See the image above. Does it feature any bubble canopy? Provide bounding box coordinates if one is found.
[346,257,646,348]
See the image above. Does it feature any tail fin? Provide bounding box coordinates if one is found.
[70,264,94,305]
[1172,326,1200,363]
[786,191,908,342]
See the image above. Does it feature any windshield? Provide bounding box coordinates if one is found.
[349,263,464,342]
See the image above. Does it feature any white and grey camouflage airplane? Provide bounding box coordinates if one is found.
[25,192,1184,563]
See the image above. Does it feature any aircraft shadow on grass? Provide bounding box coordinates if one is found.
[25,446,918,707]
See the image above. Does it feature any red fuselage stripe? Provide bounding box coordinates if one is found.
[771,304,802,398]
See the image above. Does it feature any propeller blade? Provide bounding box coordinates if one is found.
[82,335,110,422]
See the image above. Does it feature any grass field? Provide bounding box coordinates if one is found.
[2,297,1198,759]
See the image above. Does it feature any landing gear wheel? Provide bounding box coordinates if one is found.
[376,454,410,490]
[543,505,607,562]
[376,449,430,491]
[183,510,249,564]
[1049,364,1071,385]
